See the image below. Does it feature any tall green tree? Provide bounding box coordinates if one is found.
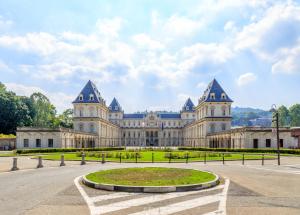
[58,108,73,128]
[0,83,35,134]
[289,104,300,126]
[277,105,290,126]
[30,92,56,127]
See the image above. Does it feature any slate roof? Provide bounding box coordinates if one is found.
[200,79,233,103]
[109,98,122,112]
[73,80,104,104]
[182,98,195,112]
[123,113,146,119]
[159,113,181,119]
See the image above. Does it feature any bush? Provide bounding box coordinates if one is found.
[16,147,124,154]
[178,147,300,155]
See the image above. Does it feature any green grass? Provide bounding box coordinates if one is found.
[85,167,216,186]
[38,151,276,162]
[0,152,16,157]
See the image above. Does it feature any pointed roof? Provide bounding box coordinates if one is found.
[200,79,233,103]
[109,97,122,112]
[182,98,195,112]
[73,80,104,104]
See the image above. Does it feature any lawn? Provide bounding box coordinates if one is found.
[38,151,276,162]
[85,167,216,186]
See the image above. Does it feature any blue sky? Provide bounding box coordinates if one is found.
[0,0,300,113]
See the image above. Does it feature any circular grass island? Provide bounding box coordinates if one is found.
[83,167,219,193]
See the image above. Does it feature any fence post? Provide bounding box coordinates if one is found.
[37,156,43,168]
[186,153,189,164]
[152,152,154,163]
[262,154,264,166]
[11,157,19,171]
[60,154,66,166]
[242,154,245,165]
[204,152,206,164]
[120,153,122,163]
[169,153,171,163]
[135,152,138,163]
[101,153,105,164]
[81,153,86,165]
[222,153,225,165]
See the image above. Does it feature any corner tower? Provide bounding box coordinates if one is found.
[197,79,233,135]
[108,97,123,124]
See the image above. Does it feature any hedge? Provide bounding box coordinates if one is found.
[15,147,125,154]
[178,147,300,155]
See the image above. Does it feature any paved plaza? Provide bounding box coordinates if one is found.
[0,156,300,215]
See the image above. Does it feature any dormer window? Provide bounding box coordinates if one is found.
[114,106,118,111]
[186,106,189,111]
[79,94,83,101]
[221,93,226,99]
[210,93,215,100]
[89,94,94,101]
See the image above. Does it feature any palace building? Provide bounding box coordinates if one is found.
[16,79,300,149]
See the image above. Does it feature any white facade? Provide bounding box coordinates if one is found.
[15,79,300,149]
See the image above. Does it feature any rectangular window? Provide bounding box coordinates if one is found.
[253,139,258,148]
[48,139,54,148]
[266,139,271,148]
[23,139,29,148]
[36,139,41,148]
[280,139,283,148]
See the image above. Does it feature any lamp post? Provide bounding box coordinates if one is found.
[270,104,280,165]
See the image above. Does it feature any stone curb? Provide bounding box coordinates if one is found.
[82,170,220,193]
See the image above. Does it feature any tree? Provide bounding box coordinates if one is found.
[277,105,290,127]
[289,104,300,126]
[30,92,56,127]
[58,109,73,128]
[0,83,35,134]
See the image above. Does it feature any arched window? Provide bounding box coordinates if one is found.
[222,123,226,131]
[210,106,215,116]
[89,106,95,117]
[90,123,94,133]
[79,123,84,131]
[89,94,94,101]
[210,123,215,133]
[210,93,215,100]
[221,93,226,99]
[79,107,84,117]
[222,106,226,116]
[79,94,83,101]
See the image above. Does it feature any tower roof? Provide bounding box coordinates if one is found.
[109,97,122,112]
[73,80,104,104]
[182,98,195,112]
[200,79,233,103]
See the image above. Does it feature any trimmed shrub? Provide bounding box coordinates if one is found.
[16,147,124,154]
[178,147,300,155]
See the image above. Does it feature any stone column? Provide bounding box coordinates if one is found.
[11,157,19,171]
[81,153,86,165]
[60,154,66,166]
[37,156,43,168]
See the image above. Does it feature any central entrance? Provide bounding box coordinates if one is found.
[146,130,159,146]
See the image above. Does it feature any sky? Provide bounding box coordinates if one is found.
[0,0,300,113]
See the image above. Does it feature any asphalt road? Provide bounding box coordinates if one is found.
[0,157,300,215]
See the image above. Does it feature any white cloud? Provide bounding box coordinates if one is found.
[271,44,300,74]
[132,33,164,50]
[237,73,257,86]
[5,82,74,113]
[224,21,237,32]
[196,82,207,89]
[234,3,300,58]
[0,16,13,29]
[177,93,197,104]
[164,15,203,37]
[95,17,124,38]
